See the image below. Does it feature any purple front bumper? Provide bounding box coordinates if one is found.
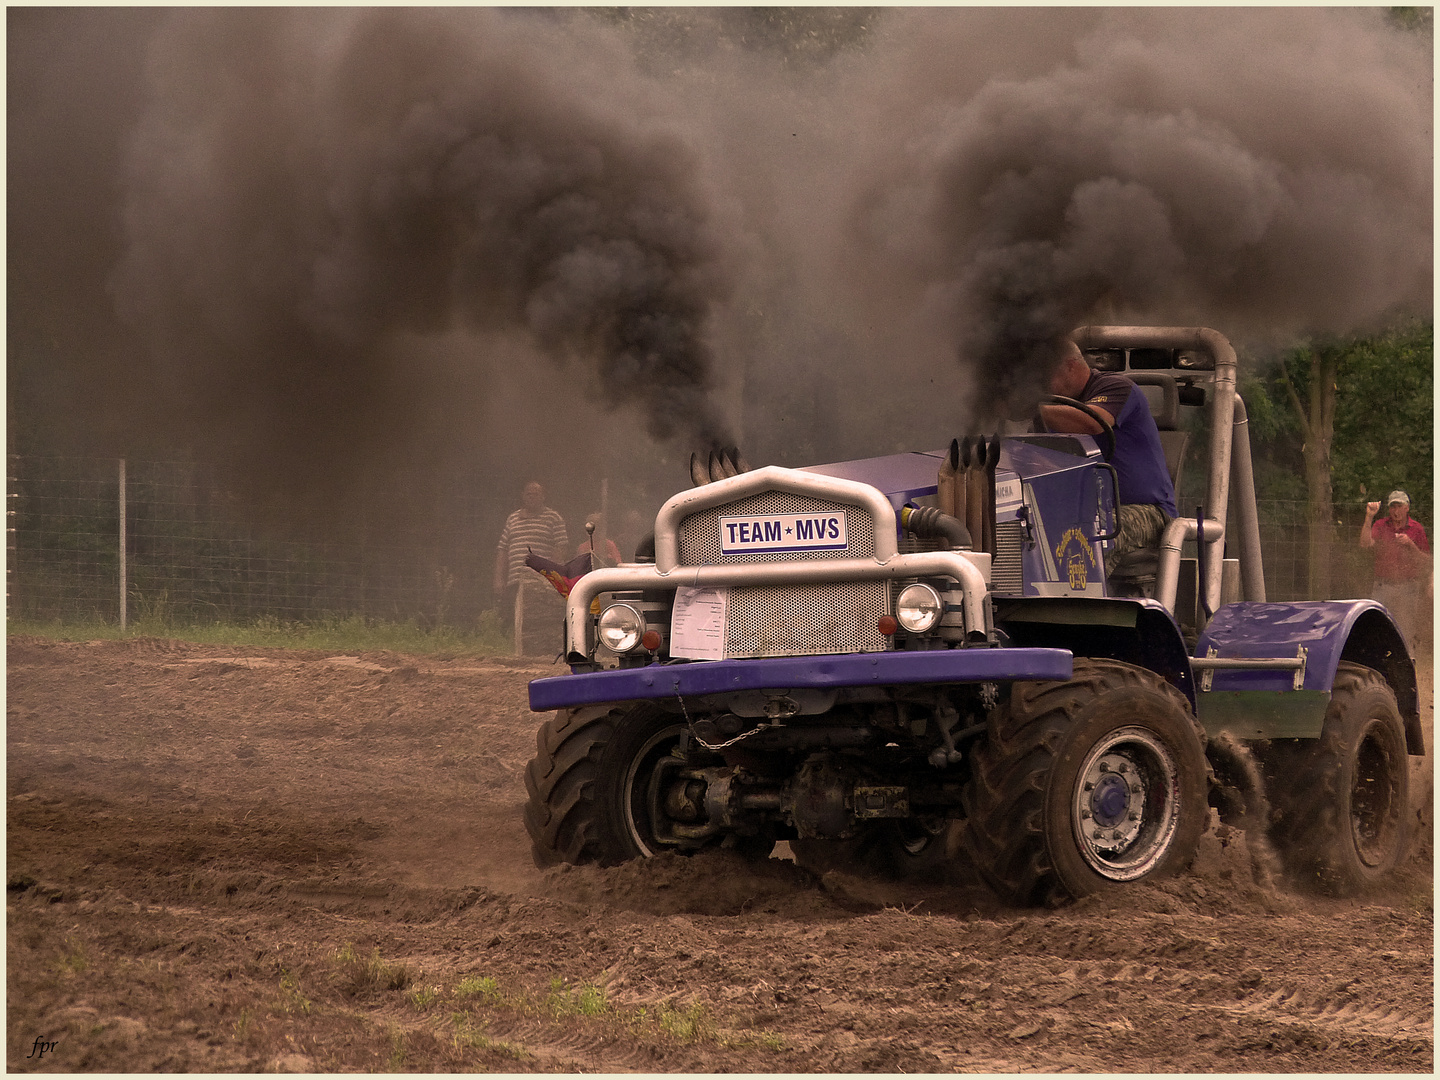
[528,647,1074,712]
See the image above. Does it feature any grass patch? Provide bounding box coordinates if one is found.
[722,1028,787,1051]
[332,943,414,996]
[454,975,503,1003]
[652,999,715,1043]
[55,934,89,975]
[8,610,516,656]
[274,969,313,1016]
[449,972,723,1046]
[386,1024,407,1069]
[545,977,611,1019]
[450,1013,527,1058]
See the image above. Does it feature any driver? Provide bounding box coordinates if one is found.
[1040,339,1177,561]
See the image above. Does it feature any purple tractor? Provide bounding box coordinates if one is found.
[523,326,1420,903]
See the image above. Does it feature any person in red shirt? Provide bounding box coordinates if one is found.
[1359,490,1431,650]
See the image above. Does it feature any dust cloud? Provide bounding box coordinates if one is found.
[8,8,1431,513]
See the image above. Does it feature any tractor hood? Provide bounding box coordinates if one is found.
[801,436,1102,521]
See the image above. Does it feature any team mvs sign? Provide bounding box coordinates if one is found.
[718,511,848,555]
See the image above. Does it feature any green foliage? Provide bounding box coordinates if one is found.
[581,8,882,68]
[1329,322,1433,522]
[1388,7,1434,33]
[1241,321,1432,522]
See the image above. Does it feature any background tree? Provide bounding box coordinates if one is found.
[1241,321,1432,598]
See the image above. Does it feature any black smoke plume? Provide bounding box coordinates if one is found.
[9,8,1431,498]
[848,8,1432,421]
[109,8,729,494]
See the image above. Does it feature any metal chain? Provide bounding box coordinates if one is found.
[676,692,765,751]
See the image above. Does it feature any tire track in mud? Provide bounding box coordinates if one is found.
[8,637,1432,1074]
[1215,988,1433,1043]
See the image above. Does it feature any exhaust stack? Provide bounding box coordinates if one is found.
[690,446,754,486]
[937,438,961,522]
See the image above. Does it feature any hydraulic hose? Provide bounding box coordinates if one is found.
[901,504,973,550]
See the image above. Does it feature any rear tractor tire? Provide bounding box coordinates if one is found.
[523,702,774,868]
[961,659,1209,905]
[1258,663,1409,896]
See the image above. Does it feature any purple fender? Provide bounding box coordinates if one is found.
[1196,600,1420,751]
[529,647,1074,712]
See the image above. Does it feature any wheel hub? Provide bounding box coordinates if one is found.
[1082,758,1146,850]
[1071,727,1180,880]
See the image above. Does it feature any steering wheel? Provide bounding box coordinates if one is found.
[1036,395,1116,462]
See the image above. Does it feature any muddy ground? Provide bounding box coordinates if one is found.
[7,635,1433,1073]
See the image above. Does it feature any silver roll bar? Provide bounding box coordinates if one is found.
[653,466,900,573]
[1155,516,1225,615]
[566,551,992,661]
[1229,395,1266,602]
[566,464,992,659]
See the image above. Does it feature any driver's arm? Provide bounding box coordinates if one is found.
[1039,402,1116,435]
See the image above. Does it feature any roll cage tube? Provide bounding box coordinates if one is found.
[1071,326,1240,618]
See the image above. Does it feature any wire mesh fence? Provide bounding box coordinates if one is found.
[7,455,507,628]
[5,454,1427,631]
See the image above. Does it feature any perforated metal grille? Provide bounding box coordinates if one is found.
[726,581,890,658]
[678,491,876,565]
[992,521,1024,595]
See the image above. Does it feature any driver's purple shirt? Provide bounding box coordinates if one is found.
[1080,370,1177,517]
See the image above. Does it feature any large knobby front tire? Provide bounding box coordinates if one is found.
[524,703,679,867]
[960,659,1209,905]
[524,702,775,868]
[1258,662,1410,896]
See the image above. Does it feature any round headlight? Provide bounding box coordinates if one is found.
[597,603,645,653]
[895,583,943,633]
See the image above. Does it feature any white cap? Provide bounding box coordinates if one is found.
[1386,490,1410,508]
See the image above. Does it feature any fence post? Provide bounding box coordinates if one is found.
[6,456,16,617]
[119,457,128,632]
[513,581,525,656]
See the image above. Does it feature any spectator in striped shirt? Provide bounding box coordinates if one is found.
[494,481,569,613]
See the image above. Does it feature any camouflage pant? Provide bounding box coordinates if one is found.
[1111,503,1170,562]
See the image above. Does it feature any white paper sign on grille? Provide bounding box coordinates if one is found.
[670,586,730,660]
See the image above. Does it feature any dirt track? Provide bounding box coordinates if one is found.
[7,636,1433,1072]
